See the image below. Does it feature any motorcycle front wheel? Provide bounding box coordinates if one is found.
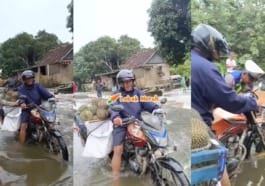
[151,157,190,186]
[49,133,69,161]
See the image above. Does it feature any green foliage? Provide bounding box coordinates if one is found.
[0,31,60,77]
[148,0,191,65]
[237,53,252,69]
[0,33,35,77]
[170,53,190,76]
[117,35,142,64]
[192,0,265,71]
[169,65,177,75]
[214,61,226,76]
[74,35,142,83]
[66,0,73,33]
[35,30,60,59]
[175,61,190,77]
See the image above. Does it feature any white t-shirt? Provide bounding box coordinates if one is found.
[226,59,236,72]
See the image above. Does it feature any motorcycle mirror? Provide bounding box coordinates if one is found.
[253,81,263,92]
[160,97,167,104]
[48,97,56,103]
[111,105,124,112]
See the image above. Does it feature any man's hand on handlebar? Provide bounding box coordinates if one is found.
[20,103,27,110]
[241,91,259,100]
[113,117,123,126]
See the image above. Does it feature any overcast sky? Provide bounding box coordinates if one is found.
[0,0,154,53]
[0,0,72,44]
[74,0,154,53]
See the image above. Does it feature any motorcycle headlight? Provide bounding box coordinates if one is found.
[52,104,56,109]
[155,136,168,147]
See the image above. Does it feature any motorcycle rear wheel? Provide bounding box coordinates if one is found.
[151,157,190,186]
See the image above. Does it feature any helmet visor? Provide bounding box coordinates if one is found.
[215,39,230,58]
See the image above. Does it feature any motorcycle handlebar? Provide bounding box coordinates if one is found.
[241,91,259,100]
[243,111,257,125]
[121,117,136,126]
[19,101,38,110]
[113,117,137,128]
[27,103,38,109]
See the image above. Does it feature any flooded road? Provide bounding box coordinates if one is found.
[73,90,191,186]
[2,89,263,185]
[0,96,74,186]
[232,155,265,186]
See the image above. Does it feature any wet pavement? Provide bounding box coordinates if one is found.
[0,97,74,186]
[232,154,265,186]
[73,89,191,186]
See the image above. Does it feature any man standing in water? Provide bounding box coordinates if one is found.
[18,70,53,144]
[109,69,160,181]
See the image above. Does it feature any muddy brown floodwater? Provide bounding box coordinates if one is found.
[73,91,191,186]
[0,98,73,186]
[232,154,265,186]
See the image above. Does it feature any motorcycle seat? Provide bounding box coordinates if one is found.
[213,108,246,123]
[226,115,246,122]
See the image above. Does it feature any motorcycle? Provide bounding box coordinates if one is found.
[110,98,190,186]
[211,92,265,177]
[19,95,69,161]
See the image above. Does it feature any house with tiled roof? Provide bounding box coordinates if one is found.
[18,43,73,86]
[95,49,170,90]
[121,49,170,89]
[36,43,73,85]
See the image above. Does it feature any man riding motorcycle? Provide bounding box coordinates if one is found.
[191,24,259,185]
[225,60,264,93]
[18,70,54,144]
[109,69,160,180]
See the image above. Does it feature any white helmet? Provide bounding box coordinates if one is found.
[245,60,264,80]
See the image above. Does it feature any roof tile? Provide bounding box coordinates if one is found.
[121,49,156,69]
[37,43,73,66]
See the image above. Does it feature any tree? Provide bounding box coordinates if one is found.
[0,31,61,77]
[117,35,142,64]
[0,33,36,76]
[93,36,119,71]
[192,0,265,71]
[170,53,190,76]
[74,36,118,83]
[74,35,142,83]
[66,0,73,33]
[148,0,191,65]
[35,30,60,59]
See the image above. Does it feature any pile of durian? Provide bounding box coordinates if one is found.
[78,98,109,121]
[0,89,19,106]
[191,118,211,151]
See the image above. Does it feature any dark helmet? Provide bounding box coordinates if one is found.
[21,70,35,81]
[191,24,229,61]
[116,69,135,86]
